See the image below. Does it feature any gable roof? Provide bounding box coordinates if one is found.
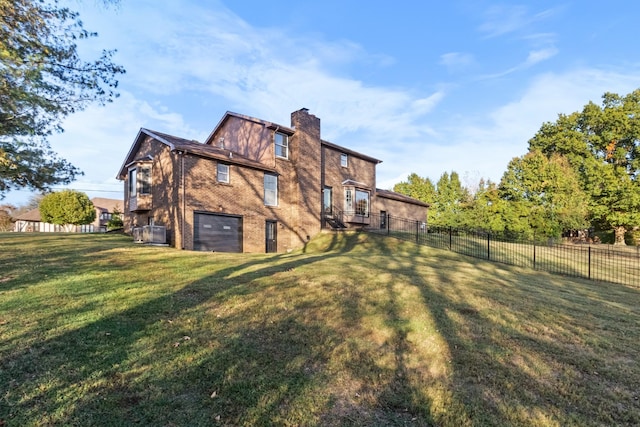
[205,111,295,146]
[14,208,41,222]
[322,139,382,164]
[117,128,276,179]
[91,198,123,213]
[375,188,430,208]
[206,110,382,164]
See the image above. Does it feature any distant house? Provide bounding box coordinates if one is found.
[91,197,124,230]
[13,197,123,233]
[117,108,428,253]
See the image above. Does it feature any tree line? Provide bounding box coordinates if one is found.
[394,89,640,245]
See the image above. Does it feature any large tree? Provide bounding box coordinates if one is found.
[463,179,510,232]
[0,0,124,198]
[431,171,469,227]
[499,151,589,237]
[528,89,640,244]
[39,189,95,230]
[393,173,436,204]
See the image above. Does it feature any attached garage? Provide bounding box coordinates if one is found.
[193,212,243,252]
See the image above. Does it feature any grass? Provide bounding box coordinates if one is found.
[1,231,639,426]
[381,228,640,286]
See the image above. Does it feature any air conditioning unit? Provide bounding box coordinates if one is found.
[142,225,166,244]
[132,227,144,243]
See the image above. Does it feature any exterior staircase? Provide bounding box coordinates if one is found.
[325,216,347,230]
[324,206,347,230]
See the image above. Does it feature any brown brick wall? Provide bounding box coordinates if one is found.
[211,118,275,165]
[123,137,179,244]
[177,153,305,252]
[373,196,428,223]
[289,109,322,244]
[322,144,377,227]
[322,146,376,192]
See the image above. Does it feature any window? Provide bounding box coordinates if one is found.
[323,186,332,216]
[275,132,288,159]
[340,153,348,167]
[355,189,369,216]
[345,189,353,213]
[217,163,229,183]
[129,165,151,196]
[128,168,137,197]
[264,174,278,206]
[139,166,151,194]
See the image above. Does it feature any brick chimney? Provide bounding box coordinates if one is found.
[288,108,322,243]
[291,108,320,140]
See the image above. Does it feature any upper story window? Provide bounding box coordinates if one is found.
[340,153,348,167]
[217,163,230,183]
[139,166,151,194]
[128,168,137,197]
[275,132,288,159]
[264,173,278,206]
[128,164,152,197]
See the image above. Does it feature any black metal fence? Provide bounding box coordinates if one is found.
[364,214,640,287]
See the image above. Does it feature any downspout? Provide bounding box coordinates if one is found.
[320,142,325,228]
[180,151,186,250]
[273,126,279,168]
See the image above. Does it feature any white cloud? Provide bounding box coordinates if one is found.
[524,47,558,66]
[478,4,530,37]
[439,52,475,72]
[376,67,640,188]
[478,5,560,38]
[43,91,203,201]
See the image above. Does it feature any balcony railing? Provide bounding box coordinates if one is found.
[323,206,370,229]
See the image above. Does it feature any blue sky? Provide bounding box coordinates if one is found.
[4,0,640,206]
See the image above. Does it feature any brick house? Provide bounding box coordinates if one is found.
[117,108,428,252]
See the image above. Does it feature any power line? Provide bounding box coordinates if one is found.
[8,187,122,194]
[50,188,123,193]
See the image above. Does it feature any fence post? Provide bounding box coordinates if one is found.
[416,221,419,243]
[449,226,452,250]
[487,232,491,260]
[588,246,591,280]
[533,240,536,270]
[387,214,390,235]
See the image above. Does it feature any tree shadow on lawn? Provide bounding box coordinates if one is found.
[9,231,637,425]
[0,234,132,293]
[394,250,640,426]
[1,233,437,426]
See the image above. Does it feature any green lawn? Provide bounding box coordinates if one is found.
[1,232,639,426]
